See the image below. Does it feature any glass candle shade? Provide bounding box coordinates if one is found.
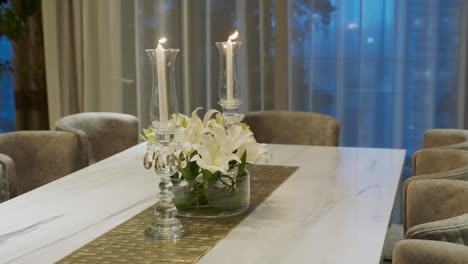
[215,41,242,110]
[146,48,180,132]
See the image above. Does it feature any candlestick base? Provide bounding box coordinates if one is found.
[219,99,242,110]
[151,121,177,135]
[145,207,186,240]
[143,133,187,240]
[218,103,244,126]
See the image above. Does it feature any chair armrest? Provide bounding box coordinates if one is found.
[0,153,16,200]
[404,179,468,231]
[406,213,468,245]
[55,124,91,165]
[393,239,468,264]
[424,129,468,150]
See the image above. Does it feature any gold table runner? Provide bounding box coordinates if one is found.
[58,165,298,264]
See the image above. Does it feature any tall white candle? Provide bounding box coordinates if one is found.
[226,39,233,103]
[225,31,238,104]
[156,39,168,127]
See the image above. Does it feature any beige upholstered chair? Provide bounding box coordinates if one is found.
[0,131,87,199]
[403,149,468,232]
[394,179,468,263]
[393,239,468,264]
[423,128,468,150]
[56,112,139,164]
[242,111,340,146]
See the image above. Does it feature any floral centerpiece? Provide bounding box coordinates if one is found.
[142,108,268,218]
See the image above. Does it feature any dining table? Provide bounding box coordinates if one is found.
[0,143,405,264]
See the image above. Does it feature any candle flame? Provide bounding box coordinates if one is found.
[228,31,238,40]
[159,37,167,44]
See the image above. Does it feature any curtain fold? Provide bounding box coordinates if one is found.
[42,0,124,127]
[461,0,468,128]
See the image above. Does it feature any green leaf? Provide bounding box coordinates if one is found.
[238,122,250,130]
[139,134,148,141]
[147,134,157,143]
[211,171,221,181]
[203,170,213,181]
[237,150,247,177]
[215,115,226,127]
[143,128,153,136]
[181,156,200,181]
[180,167,195,181]
[180,116,187,128]
[140,128,157,143]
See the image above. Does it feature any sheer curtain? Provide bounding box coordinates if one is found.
[43,0,467,140]
[42,0,129,125]
[115,0,467,153]
[43,0,467,170]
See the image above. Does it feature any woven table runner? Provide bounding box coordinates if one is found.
[58,165,298,264]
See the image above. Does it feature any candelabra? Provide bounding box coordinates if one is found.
[144,41,186,239]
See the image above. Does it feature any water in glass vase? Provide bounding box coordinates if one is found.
[172,169,250,218]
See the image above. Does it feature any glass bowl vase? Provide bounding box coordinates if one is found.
[172,169,250,218]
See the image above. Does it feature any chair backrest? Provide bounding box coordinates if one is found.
[0,131,87,197]
[423,129,468,150]
[404,178,468,236]
[393,239,468,264]
[55,112,139,164]
[412,148,468,176]
[242,111,340,146]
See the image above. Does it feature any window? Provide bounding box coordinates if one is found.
[0,35,14,133]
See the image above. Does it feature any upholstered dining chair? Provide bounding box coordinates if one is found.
[393,240,468,264]
[242,111,340,146]
[394,179,468,264]
[55,112,139,164]
[423,128,468,150]
[403,148,468,232]
[0,131,87,199]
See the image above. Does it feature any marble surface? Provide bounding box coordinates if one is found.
[0,144,405,264]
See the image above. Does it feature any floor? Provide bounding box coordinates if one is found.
[381,224,404,263]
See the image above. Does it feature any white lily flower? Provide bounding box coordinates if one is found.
[237,140,269,163]
[160,108,269,176]
[191,134,241,174]
[227,124,255,151]
[203,109,220,126]
[174,108,207,156]
[174,113,191,128]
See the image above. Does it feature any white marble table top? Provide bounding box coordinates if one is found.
[0,144,405,264]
